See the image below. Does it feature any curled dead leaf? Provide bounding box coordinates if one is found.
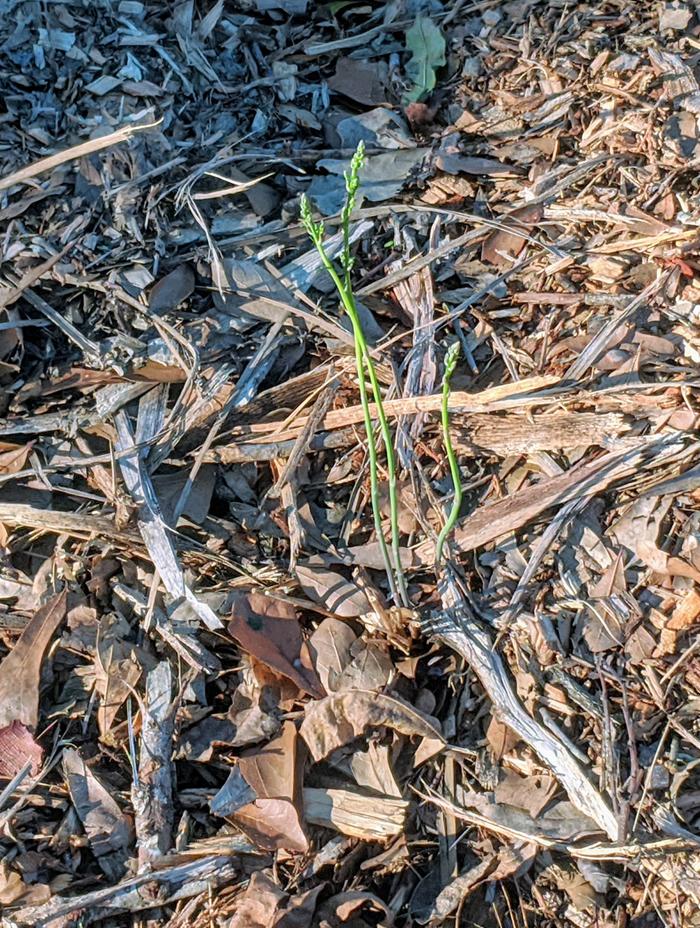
[300,690,444,762]
[63,748,133,881]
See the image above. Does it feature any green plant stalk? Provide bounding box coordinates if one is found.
[307,234,401,604]
[338,143,407,606]
[435,342,462,565]
[300,145,407,605]
[340,278,408,606]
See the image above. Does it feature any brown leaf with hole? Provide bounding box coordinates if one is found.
[0,589,68,730]
[228,592,324,698]
[300,690,444,762]
[231,721,309,853]
[0,721,43,778]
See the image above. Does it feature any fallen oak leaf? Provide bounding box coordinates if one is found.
[300,690,444,762]
[228,592,324,698]
[0,589,68,730]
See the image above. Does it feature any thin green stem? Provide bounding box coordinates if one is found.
[344,289,408,607]
[302,226,397,598]
[435,342,463,566]
[301,160,407,605]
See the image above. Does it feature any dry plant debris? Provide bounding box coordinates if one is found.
[2,1,700,926]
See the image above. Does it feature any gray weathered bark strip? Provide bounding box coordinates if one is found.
[114,398,222,630]
[425,570,618,840]
[1,854,240,928]
[133,661,175,871]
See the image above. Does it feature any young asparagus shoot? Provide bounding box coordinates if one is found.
[299,143,408,606]
[435,341,463,566]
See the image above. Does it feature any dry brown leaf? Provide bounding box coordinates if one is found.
[0,721,43,778]
[233,797,308,853]
[62,748,133,880]
[229,871,287,928]
[300,690,444,762]
[494,770,558,818]
[0,589,67,730]
[550,864,601,911]
[296,563,371,617]
[229,870,322,928]
[0,860,51,907]
[275,884,325,928]
[231,721,308,853]
[148,264,195,314]
[94,613,144,742]
[350,742,402,797]
[228,592,324,698]
[486,715,520,761]
[308,617,357,693]
[335,641,394,692]
[237,722,301,800]
[481,203,543,267]
[0,441,33,475]
[316,890,394,926]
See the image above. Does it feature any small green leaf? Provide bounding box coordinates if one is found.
[404,15,446,103]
